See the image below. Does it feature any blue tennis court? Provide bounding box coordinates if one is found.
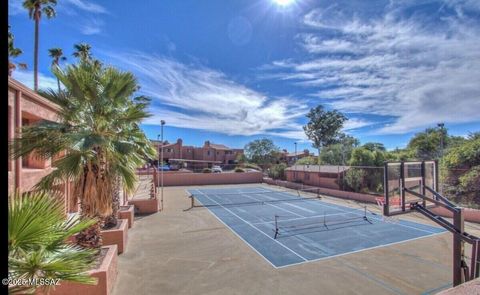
[188,186,446,268]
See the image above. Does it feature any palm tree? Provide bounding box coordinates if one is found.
[9,191,98,294]
[11,59,156,248]
[23,0,57,91]
[8,26,27,76]
[48,47,66,92]
[73,43,92,61]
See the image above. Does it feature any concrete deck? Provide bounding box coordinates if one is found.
[113,183,480,295]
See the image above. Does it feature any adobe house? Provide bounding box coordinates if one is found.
[285,165,350,190]
[279,149,313,165]
[150,139,244,170]
[8,78,77,213]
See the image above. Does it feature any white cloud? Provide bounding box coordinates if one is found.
[106,52,309,139]
[80,18,104,35]
[8,0,106,15]
[12,70,59,91]
[262,1,480,134]
[65,0,107,14]
[8,1,23,16]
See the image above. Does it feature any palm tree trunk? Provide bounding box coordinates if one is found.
[103,176,120,229]
[34,10,40,91]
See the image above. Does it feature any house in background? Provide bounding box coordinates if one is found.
[150,139,244,170]
[279,149,313,165]
[285,165,350,190]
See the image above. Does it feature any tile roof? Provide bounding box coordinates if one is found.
[209,143,231,150]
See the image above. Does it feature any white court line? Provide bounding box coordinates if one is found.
[196,190,308,262]
[309,199,439,235]
[251,212,357,226]
[241,193,304,218]
[190,188,445,269]
[190,189,280,269]
[284,202,316,214]
[276,231,447,269]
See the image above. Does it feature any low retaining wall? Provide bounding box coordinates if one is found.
[430,207,480,224]
[128,198,159,214]
[155,171,263,186]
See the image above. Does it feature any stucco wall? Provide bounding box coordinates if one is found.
[154,171,263,186]
[285,170,340,189]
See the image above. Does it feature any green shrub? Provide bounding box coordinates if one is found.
[268,163,287,180]
[8,191,98,294]
[202,168,212,173]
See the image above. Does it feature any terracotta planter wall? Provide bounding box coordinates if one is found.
[102,219,128,254]
[47,245,118,295]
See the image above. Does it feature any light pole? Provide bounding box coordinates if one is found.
[160,120,165,211]
[294,142,297,181]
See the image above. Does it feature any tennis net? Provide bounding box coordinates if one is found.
[273,206,372,239]
[188,188,322,209]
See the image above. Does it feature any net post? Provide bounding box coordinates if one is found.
[189,194,194,208]
[274,215,279,239]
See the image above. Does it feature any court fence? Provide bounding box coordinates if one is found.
[263,178,380,204]
[136,167,263,187]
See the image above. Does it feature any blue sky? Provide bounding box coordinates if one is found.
[8,0,480,152]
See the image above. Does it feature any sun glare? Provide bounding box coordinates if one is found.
[273,0,295,6]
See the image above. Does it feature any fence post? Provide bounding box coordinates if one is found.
[383,162,389,216]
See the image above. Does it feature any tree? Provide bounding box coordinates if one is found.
[343,147,386,193]
[442,135,480,207]
[267,163,287,180]
[8,191,97,294]
[303,105,347,164]
[23,0,57,91]
[295,156,318,165]
[319,134,359,165]
[244,138,279,169]
[407,127,448,160]
[73,43,92,61]
[48,47,66,92]
[8,26,27,76]
[11,59,156,249]
[362,142,386,152]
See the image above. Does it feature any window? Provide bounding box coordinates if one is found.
[207,150,211,156]
[216,151,219,155]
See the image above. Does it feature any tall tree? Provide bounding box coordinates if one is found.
[48,47,66,92]
[363,142,386,152]
[73,43,92,61]
[407,127,449,160]
[23,0,57,91]
[11,59,156,249]
[244,138,279,169]
[303,105,347,164]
